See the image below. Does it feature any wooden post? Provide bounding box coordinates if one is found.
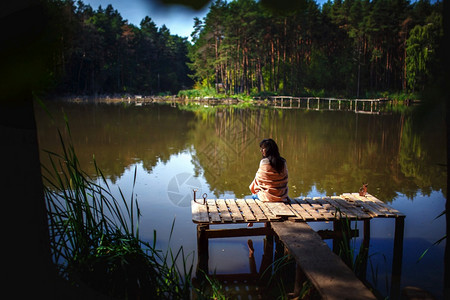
[390,216,405,300]
[361,219,371,280]
[261,223,274,283]
[332,220,343,255]
[363,220,370,249]
[196,224,209,279]
[274,231,285,261]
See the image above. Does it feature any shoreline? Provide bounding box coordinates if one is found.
[46,94,420,106]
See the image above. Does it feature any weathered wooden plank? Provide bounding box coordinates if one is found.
[207,199,222,223]
[320,198,338,218]
[346,194,392,217]
[348,205,372,219]
[266,202,296,217]
[225,199,244,222]
[246,199,268,221]
[295,198,317,220]
[192,194,401,224]
[311,203,330,220]
[288,200,314,221]
[318,206,336,219]
[295,197,309,205]
[361,194,389,207]
[327,197,357,219]
[341,193,354,200]
[381,204,404,217]
[356,194,401,216]
[368,201,396,217]
[354,200,379,217]
[311,197,335,219]
[341,194,381,217]
[363,193,384,204]
[254,200,281,221]
[216,199,233,222]
[300,204,322,220]
[236,199,256,221]
[312,197,328,205]
[365,194,404,217]
[191,200,209,223]
[355,202,383,217]
[299,198,323,220]
[333,196,371,219]
[355,198,385,217]
[271,222,376,300]
[285,203,305,221]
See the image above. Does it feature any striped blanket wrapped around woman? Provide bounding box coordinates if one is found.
[249,157,289,202]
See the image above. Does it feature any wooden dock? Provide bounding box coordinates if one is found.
[192,193,403,224]
[191,193,405,299]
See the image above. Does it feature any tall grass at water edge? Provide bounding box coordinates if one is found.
[42,122,194,299]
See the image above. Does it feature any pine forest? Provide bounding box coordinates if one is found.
[40,0,443,98]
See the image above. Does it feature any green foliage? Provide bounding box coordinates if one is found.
[193,271,227,300]
[303,87,326,98]
[42,121,194,298]
[35,0,443,98]
[178,86,253,102]
[406,11,443,91]
[335,211,369,279]
[42,0,193,95]
[178,86,216,99]
[189,0,443,98]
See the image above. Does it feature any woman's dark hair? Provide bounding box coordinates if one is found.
[260,138,285,173]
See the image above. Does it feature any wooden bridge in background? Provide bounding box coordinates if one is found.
[191,193,405,299]
[253,96,392,114]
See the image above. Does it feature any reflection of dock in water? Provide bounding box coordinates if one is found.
[191,193,405,299]
[254,96,392,114]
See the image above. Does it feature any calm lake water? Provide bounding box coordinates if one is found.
[35,100,446,299]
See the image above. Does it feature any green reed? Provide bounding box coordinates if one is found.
[335,211,369,279]
[42,122,193,299]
